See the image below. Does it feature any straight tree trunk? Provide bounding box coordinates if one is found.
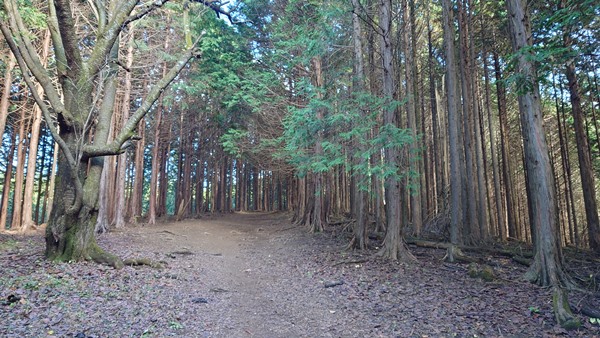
[309,56,326,232]
[378,0,412,261]
[0,131,16,231]
[34,131,49,224]
[506,0,578,329]
[563,49,600,252]
[483,52,505,240]
[457,0,478,241]
[403,0,423,237]
[350,0,368,249]
[442,0,464,257]
[428,13,442,214]
[148,109,163,225]
[555,75,579,248]
[129,120,145,223]
[158,116,172,216]
[10,98,30,230]
[114,31,135,229]
[42,143,59,224]
[493,51,517,239]
[0,53,15,138]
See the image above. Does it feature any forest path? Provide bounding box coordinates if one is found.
[119,212,341,337]
[2,212,598,337]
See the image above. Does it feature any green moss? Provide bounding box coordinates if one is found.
[553,288,581,330]
[0,239,18,252]
[480,266,495,282]
[467,263,495,282]
[468,263,479,278]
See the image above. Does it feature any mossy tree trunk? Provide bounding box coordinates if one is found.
[1,0,202,266]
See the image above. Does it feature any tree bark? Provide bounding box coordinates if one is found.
[563,46,600,252]
[10,96,30,230]
[114,30,135,229]
[0,52,15,138]
[21,29,52,232]
[403,0,423,237]
[350,0,368,249]
[1,0,199,265]
[442,0,464,259]
[378,0,412,261]
[0,131,16,231]
[506,0,578,328]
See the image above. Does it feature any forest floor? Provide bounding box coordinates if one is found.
[1,212,599,338]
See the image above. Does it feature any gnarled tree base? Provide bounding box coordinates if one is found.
[444,245,476,263]
[553,287,581,330]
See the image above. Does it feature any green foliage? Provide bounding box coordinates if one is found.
[169,321,184,330]
[221,129,248,156]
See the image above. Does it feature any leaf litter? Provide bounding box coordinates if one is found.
[1,213,599,337]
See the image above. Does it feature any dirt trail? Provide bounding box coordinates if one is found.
[112,212,341,337]
[2,212,598,337]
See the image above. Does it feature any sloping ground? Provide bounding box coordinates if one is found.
[1,212,598,337]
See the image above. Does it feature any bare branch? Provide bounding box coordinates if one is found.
[83,42,203,157]
[1,1,67,118]
[54,0,84,78]
[123,0,172,27]
[193,0,247,24]
[4,28,84,215]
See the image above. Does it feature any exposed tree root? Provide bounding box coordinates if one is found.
[377,241,417,262]
[443,245,476,263]
[332,258,369,267]
[511,256,532,266]
[88,244,124,269]
[579,304,600,319]
[123,258,164,269]
[407,238,534,259]
[553,287,581,330]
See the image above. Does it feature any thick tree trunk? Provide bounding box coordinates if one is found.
[403,0,423,237]
[350,0,368,249]
[457,0,478,242]
[442,0,464,259]
[378,0,412,261]
[45,134,123,268]
[129,120,145,223]
[506,0,578,329]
